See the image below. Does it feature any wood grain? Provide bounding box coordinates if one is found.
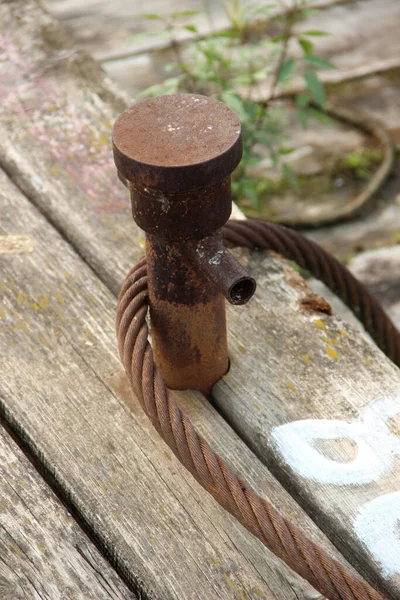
[1,2,398,599]
[0,160,341,598]
[0,424,136,600]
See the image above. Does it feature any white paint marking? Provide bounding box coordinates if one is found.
[271,394,400,579]
[272,395,400,485]
[354,492,400,578]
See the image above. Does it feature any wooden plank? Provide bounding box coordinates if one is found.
[43,0,348,63]
[215,251,400,599]
[45,0,400,103]
[309,245,400,334]
[0,424,136,600]
[0,2,398,598]
[0,162,344,598]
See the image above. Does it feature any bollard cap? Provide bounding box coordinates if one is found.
[112,93,242,194]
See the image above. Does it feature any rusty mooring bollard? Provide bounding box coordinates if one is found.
[113,93,256,395]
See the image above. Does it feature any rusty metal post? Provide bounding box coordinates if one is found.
[113,93,255,395]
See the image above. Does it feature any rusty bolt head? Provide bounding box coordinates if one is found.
[112,94,243,239]
[112,93,242,194]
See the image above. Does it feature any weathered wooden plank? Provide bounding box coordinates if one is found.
[309,245,400,335]
[45,0,400,104]
[0,424,136,600]
[215,251,400,599]
[0,162,344,598]
[43,0,349,63]
[0,2,398,598]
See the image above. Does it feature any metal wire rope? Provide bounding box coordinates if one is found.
[116,219,397,600]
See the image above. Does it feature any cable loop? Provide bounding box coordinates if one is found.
[117,219,395,600]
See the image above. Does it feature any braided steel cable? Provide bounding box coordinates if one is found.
[116,220,394,600]
[223,220,400,366]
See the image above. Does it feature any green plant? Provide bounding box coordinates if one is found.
[135,1,335,211]
[342,148,382,180]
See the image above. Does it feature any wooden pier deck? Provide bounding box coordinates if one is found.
[1,1,400,598]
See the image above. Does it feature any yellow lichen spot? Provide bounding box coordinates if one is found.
[300,354,311,364]
[252,402,260,410]
[238,344,246,355]
[325,347,339,359]
[0,308,5,319]
[339,329,349,337]
[39,294,49,309]
[159,507,168,516]
[213,558,221,568]
[17,291,28,305]
[223,573,234,589]
[98,133,109,146]
[254,587,264,597]
[138,237,145,249]
[39,336,48,345]
[365,357,372,366]
[11,544,22,557]
[49,164,60,177]
[314,319,326,329]
[11,322,29,333]
[286,381,296,391]
[0,283,7,292]
[32,303,42,312]
[54,292,64,304]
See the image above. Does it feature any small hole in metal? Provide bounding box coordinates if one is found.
[229,278,256,305]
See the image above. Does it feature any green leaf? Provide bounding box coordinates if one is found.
[253,66,270,82]
[297,107,309,129]
[231,73,254,86]
[304,70,325,108]
[184,24,198,33]
[219,92,247,120]
[171,9,200,18]
[137,76,183,98]
[140,13,162,20]
[279,147,295,155]
[302,29,328,36]
[272,34,286,43]
[305,55,336,70]
[282,164,299,190]
[277,58,297,83]
[296,93,309,108]
[298,38,313,55]
[129,31,162,44]
[309,108,332,124]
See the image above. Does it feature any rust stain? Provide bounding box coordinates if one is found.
[300,294,332,316]
[283,265,332,315]
[109,370,136,412]
[283,266,309,293]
